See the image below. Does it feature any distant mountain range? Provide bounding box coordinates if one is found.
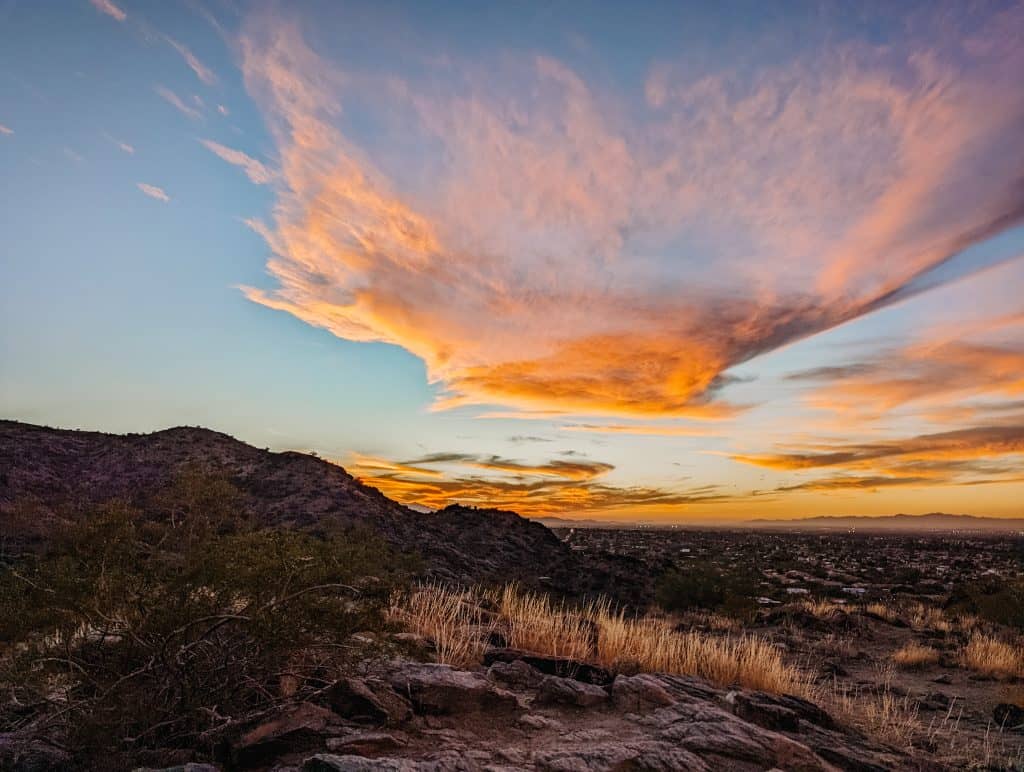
[743,512,1024,532]
[540,513,1024,532]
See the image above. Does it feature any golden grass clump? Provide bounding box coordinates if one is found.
[906,603,952,633]
[395,584,807,695]
[864,602,901,623]
[891,642,940,669]
[960,633,1024,679]
[496,584,596,660]
[796,598,844,618]
[389,584,493,668]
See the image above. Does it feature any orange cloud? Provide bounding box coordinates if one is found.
[348,449,725,516]
[790,314,1024,420]
[734,424,1024,497]
[136,183,169,202]
[237,8,1024,421]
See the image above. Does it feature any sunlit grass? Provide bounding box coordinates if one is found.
[396,584,806,695]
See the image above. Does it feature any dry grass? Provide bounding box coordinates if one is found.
[495,584,596,660]
[823,681,922,747]
[892,642,940,669]
[960,633,1024,679]
[864,602,901,623]
[906,603,952,633]
[796,598,845,617]
[816,665,932,750]
[389,584,494,668]
[396,584,807,695]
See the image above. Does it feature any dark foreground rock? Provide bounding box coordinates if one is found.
[3,655,941,771]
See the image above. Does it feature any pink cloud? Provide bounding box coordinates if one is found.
[237,8,1024,420]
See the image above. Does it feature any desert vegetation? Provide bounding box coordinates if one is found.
[960,633,1024,680]
[0,473,412,770]
[394,583,808,695]
[892,642,941,669]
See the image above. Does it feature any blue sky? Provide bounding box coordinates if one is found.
[2,0,1024,521]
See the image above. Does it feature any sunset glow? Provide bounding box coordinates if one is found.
[3,1,1023,521]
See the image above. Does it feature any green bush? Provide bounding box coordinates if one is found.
[947,577,1024,631]
[655,560,757,617]
[0,471,413,770]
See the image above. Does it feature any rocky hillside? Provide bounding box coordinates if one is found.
[0,420,650,602]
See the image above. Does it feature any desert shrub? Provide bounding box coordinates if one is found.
[947,577,1024,631]
[0,474,412,770]
[960,633,1024,679]
[891,642,940,669]
[655,561,756,617]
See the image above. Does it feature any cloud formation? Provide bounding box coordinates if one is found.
[90,0,126,22]
[236,6,1024,424]
[0,124,12,136]
[199,139,275,184]
[789,312,1024,420]
[137,183,169,202]
[734,423,1024,494]
[156,86,202,121]
[166,36,217,86]
[349,451,724,516]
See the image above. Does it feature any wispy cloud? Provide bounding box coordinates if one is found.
[156,85,202,121]
[733,423,1024,495]
[217,104,230,116]
[102,132,134,154]
[349,450,725,516]
[198,139,275,184]
[137,183,170,202]
[788,312,1024,420]
[0,124,13,136]
[237,6,1024,422]
[562,423,718,437]
[165,36,217,86]
[89,0,126,22]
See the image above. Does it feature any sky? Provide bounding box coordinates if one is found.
[2,0,1024,522]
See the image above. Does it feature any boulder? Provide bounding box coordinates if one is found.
[325,677,412,726]
[610,674,677,712]
[487,659,544,689]
[389,663,520,715]
[726,690,836,732]
[534,675,608,708]
[482,648,612,685]
[0,735,73,772]
[994,702,1024,730]
[222,703,340,768]
[325,732,406,755]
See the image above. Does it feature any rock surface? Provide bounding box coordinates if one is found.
[208,658,932,770]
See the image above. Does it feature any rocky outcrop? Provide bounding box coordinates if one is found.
[4,655,933,771]
[230,659,929,771]
[388,663,521,716]
[0,421,648,603]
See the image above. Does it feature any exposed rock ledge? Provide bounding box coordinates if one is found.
[119,655,941,772]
